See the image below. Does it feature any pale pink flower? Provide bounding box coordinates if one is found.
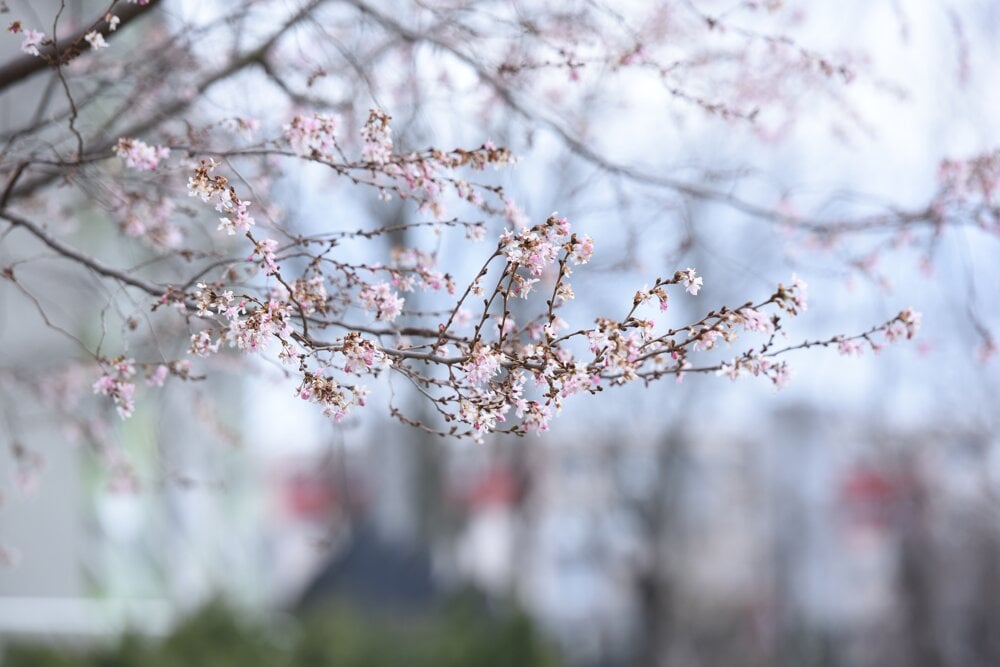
[92,359,137,419]
[463,345,502,386]
[361,109,393,164]
[739,307,773,333]
[358,282,404,322]
[284,114,337,159]
[84,31,108,50]
[216,192,255,235]
[342,333,386,374]
[250,238,280,275]
[114,138,170,171]
[190,331,219,357]
[516,400,553,434]
[146,364,169,387]
[568,235,594,265]
[692,328,721,351]
[788,274,808,312]
[680,268,703,295]
[837,339,864,356]
[20,29,45,56]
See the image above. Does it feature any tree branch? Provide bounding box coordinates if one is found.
[0,0,162,93]
[8,0,327,202]
[0,210,167,297]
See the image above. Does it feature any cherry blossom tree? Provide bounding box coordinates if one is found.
[4,0,978,466]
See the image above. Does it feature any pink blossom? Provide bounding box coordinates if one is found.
[837,339,864,356]
[361,109,393,164]
[92,359,137,419]
[463,344,502,386]
[787,274,809,312]
[692,329,721,351]
[739,307,773,333]
[251,238,280,275]
[459,398,508,434]
[190,330,219,357]
[516,400,553,434]
[503,199,529,229]
[84,31,108,50]
[187,158,227,202]
[216,192,255,235]
[466,224,486,242]
[358,282,405,322]
[680,268,703,295]
[512,273,540,298]
[559,364,596,398]
[341,332,386,374]
[501,227,560,276]
[146,364,169,387]
[19,29,45,56]
[291,276,328,314]
[717,361,741,381]
[114,138,170,171]
[568,235,594,265]
[284,114,338,159]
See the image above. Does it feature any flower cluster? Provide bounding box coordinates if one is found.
[296,371,369,422]
[776,274,808,314]
[92,358,137,419]
[341,332,387,374]
[193,284,293,354]
[361,109,394,165]
[358,282,405,322]
[292,110,522,219]
[501,213,591,276]
[285,276,327,315]
[84,30,108,50]
[679,268,703,295]
[118,196,180,248]
[284,113,338,160]
[463,344,503,386]
[114,138,170,171]
[250,238,280,275]
[885,307,921,342]
[389,247,455,294]
[717,354,791,388]
[935,149,1000,229]
[7,22,46,56]
[187,158,228,201]
[231,299,294,351]
[186,159,255,234]
[216,194,255,235]
[731,307,775,334]
[588,318,652,383]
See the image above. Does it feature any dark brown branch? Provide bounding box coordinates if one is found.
[8,0,327,202]
[0,210,167,297]
[0,0,162,93]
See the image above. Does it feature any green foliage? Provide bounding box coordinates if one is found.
[2,596,561,667]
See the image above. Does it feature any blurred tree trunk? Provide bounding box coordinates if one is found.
[896,464,943,667]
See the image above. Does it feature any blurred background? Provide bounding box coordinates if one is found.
[1,0,999,665]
